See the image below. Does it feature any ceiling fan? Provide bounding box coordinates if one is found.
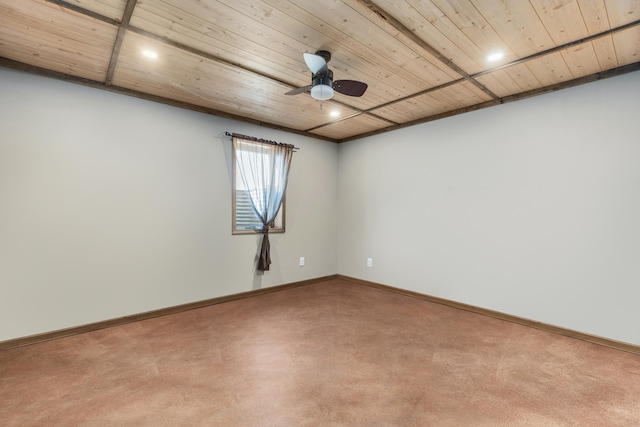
[285,50,368,101]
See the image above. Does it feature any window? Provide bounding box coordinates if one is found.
[229,133,294,271]
[232,139,285,235]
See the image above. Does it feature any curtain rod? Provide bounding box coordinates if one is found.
[225,132,299,151]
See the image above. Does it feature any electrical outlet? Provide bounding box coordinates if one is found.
[367,258,373,267]
[299,256,305,267]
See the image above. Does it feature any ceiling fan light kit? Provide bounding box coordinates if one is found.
[286,50,368,101]
[311,84,334,101]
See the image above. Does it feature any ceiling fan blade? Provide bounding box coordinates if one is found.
[333,80,368,97]
[285,85,312,96]
[303,53,328,75]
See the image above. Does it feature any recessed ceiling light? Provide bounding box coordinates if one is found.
[142,50,158,59]
[330,110,340,118]
[487,52,504,62]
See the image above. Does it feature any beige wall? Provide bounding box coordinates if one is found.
[337,70,640,345]
[3,65,639,346]
[0,67,338,341]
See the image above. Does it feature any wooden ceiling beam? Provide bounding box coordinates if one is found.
[472,19,640,79]
[44,0,138,86]
[2,57,638,144]
[44,0,118,25]
[46,0,372,115]
[354,0,500,100]
[357,20,640,118]
[0,57,339,143]
[304,110,397,133]
[127,27,306,96]
[337,61,640,143]
[104,0,138,86]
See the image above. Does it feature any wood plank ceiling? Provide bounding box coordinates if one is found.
[1,0,639,142]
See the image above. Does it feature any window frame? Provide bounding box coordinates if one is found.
[231,140,286,235]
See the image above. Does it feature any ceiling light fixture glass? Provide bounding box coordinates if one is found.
[487,52,504,62]
[311,84,334,101]
[311,71,334,101]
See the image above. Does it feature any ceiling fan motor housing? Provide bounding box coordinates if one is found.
[313,68,333,85]
[315,50,332,63]
[311,69,334,100]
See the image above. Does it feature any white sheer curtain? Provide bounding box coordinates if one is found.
[233,136,294,271]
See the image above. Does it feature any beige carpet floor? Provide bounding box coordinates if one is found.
[1,279,640,426]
